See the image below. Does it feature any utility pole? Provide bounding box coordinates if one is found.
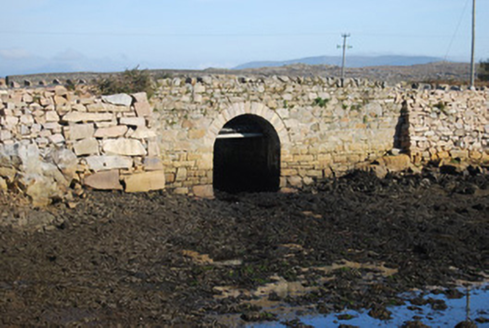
[470,0,476,89]
[338,33,352,87]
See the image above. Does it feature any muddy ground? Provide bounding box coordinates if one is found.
[0,168,488,327]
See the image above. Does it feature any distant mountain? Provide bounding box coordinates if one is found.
[234,55,445,70]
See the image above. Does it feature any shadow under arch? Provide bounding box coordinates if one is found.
[213,114,280,193]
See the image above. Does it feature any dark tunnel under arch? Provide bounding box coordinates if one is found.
[213,114,280,193]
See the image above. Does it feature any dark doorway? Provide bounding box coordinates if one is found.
[213,114,280,193]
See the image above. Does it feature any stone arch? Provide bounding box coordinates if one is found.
[205,102,288,193]
[203,102,289,147]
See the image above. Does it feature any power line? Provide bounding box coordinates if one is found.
[444,0,471,61]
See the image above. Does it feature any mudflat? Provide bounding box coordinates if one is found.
[0,169,488,326]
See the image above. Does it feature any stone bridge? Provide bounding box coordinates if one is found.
[0,75,488,204]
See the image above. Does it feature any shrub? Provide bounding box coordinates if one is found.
[96,66,155,97]
[478,58,489,81]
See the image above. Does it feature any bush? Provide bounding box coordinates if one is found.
[478,58,489,81]
[96,67,155,97]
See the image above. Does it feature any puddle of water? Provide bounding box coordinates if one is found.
[249,285,489,328]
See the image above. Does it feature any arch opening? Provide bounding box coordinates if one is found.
[213,114,280,193]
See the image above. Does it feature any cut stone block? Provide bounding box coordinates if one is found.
[143,157,164,171]
[94,125,128,138]
[102,94,132,107]
[124,171,165,192]
[102,138,146,156]
[83,170,122,190]
[132,92,152,117]
[62,112,113,123]
[74,138,99,156]
[85,155,133,171]
[67,123,95,140]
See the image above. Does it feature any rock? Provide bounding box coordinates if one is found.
[0,177,7,191]
[123,171,165,192]
[0,167,17,182]
[94,125,128,138]
[102,94,132,107]
[127,126,157,139]
[192,185,214,198]
[66,123,95,140]
[143,157,164,171]
[62,112,113,123]
[83,170,122,190]
[47,148,78,182]
[131,92,152,117]
[102,139,146,156]
[25,175,60,207]
[380,154,411,172]
[85,155,133,171]
[73,138,99,156]
[119,117,146,127]
[288,176,303,188]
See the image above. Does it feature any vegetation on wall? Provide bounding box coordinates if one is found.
[96,67,155,97]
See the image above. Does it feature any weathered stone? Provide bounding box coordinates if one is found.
[124,171,166,192]
[102,139,146,156]
[119,117,146,127]
[94,125,128,138]
[0,177,7,191]
[73,138,99,156]
[102,93,132,107]
[85,155,133,171]
[45,111,60,122]
[0,130,12,141]
[47,148,78,182]
[62,112,113,123]
[48,134,65,144]
[128,126,157,139]
[0,167,17,182]
[67,123,95,140]
[192,184,214,198]
[25,176,58,207]
[83,170,122,190]
[175,167,187,181]
[143,157,164,171]
[132,92,152,117]
[380,154,411,172]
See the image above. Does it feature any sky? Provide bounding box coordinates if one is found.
[0,0,488,77]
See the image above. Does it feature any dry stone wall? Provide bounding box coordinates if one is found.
[0,86,165,205]
[402,89,489,164]
[0,75,488,203]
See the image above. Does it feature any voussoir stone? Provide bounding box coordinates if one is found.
[83,170,123,190]
[102,138,146,156]
[102,94,133,107]
[85,155,133,171]
[123,170,165,193]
